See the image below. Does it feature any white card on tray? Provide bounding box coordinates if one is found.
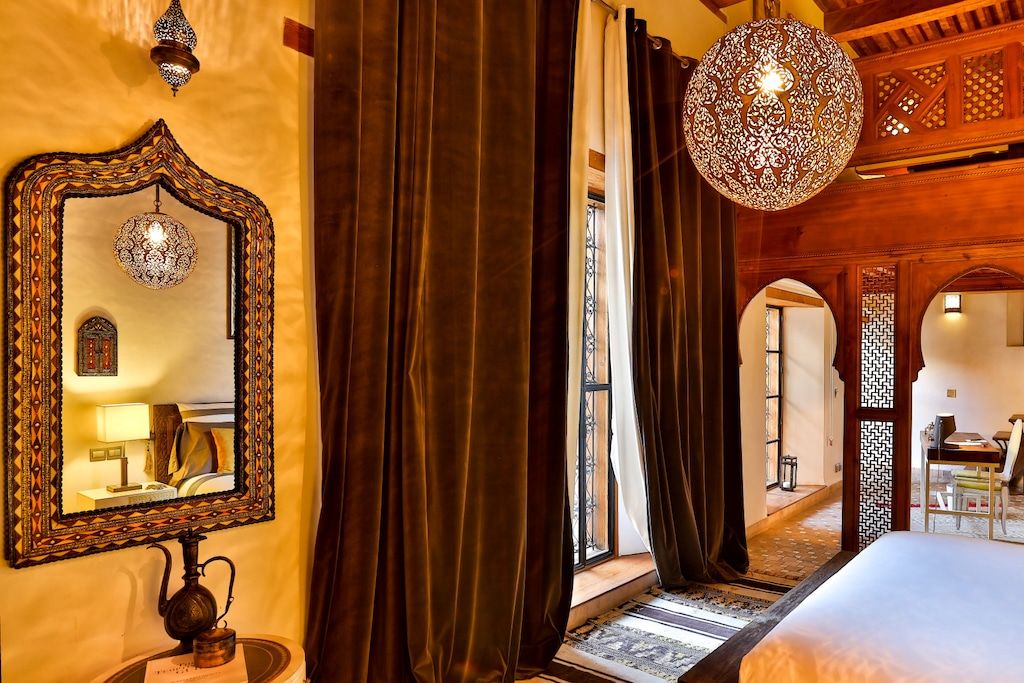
[143,644,248,683]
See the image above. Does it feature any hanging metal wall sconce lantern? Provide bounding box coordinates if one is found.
[150,0,200,96]
[113,185,198,289]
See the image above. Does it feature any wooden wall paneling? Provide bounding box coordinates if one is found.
[841,264,861,552]
[737,157,1024,267]
[894,260,913,532]
[1005,39,1022,116]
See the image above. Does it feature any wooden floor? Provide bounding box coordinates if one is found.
[571,553,656,606]
[568,553,657,630]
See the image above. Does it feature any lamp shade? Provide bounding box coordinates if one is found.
[97,403,151,442]
[935,413,957,449]
[944,293,962,313]
[682,18,864,211]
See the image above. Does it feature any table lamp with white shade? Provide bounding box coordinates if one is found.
[96,403,150,493]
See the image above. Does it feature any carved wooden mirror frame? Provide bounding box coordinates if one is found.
[4,120,274,567]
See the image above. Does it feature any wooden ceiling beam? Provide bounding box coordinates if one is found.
[825,0,1001,42]
[697,0,729,22]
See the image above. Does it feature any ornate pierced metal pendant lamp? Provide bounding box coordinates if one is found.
[682,2,864,211]
[150,0,200,95]
[113,186,198,289]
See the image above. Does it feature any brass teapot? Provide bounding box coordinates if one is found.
[150,529,236,653]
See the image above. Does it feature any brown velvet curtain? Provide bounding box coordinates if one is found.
[307,1,577,681]
[627,15,749,587]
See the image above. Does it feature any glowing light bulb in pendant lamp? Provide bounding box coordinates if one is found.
[683,18,864,212]
[150,0,200,96]
[944,293,962,314]
[113,185,198,290]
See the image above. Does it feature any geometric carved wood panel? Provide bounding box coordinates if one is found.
[860,265,896,409]
[858,420,894,549]
[853,23,1024,166]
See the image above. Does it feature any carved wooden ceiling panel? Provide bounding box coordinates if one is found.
[816,0,1024,56]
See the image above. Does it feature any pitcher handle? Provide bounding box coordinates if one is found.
[199,555,237,623]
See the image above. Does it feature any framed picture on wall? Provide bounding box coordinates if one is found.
[76,316,117,376]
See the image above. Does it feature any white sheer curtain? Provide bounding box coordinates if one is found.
[604,7,652,553]
[566,0,594,512]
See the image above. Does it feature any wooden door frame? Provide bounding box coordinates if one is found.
[739,266,853,546]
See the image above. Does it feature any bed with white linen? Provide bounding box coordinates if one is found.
[151,402,236,496]
[739,531,1024,683]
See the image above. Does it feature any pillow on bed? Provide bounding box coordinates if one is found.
[169,422,225,486]
[211,427,235,473]
[177,402,234,424]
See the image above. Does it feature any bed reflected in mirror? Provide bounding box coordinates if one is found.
[60,186,238,514]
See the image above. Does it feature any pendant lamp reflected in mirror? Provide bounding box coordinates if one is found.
[113,186,198,289]
[683,13,863,212]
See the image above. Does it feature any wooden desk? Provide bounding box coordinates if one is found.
[921,432,1001,539]
[92,635,304,683]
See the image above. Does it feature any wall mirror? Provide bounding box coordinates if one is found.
[4,121,274,567]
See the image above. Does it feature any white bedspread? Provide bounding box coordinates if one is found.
[740,531,1024,683]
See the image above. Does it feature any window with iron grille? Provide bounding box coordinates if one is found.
[765,305,784,489]
[572,200,615,569]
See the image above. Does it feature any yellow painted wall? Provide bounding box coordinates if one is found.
[0,1,317,680]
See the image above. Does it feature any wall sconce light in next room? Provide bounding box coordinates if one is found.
[944,293,963,314]
[150,0,200,96]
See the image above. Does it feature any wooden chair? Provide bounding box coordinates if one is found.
[953,419,1023,534]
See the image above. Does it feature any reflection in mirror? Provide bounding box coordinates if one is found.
[60,186,237,514]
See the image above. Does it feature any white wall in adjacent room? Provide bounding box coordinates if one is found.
[739,282,843,528]
[783,307,827,486]
[782,305,844,488]
[913,291,1024,469]
[739,290,769,526]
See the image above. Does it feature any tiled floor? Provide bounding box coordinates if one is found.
[747,492,842,581]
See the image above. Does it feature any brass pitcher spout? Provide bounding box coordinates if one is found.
[148,541,173,617]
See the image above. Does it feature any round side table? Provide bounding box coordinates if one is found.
[92,634,305,683]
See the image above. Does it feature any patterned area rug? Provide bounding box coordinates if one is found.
[531,574,794,683]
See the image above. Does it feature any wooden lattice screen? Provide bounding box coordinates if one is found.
[853,21,1024,167]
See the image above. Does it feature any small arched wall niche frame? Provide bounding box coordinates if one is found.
[3,120,274,568]
[910,262,1024,382]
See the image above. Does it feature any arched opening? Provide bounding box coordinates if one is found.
[738,279,844,581]
[911,267,1024,541]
